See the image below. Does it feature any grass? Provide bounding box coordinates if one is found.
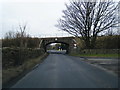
[70,53,119,58]
[2,53,48,85]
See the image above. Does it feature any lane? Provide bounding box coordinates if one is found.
[12,54,118,88]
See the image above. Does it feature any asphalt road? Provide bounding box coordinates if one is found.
[12,53,118,88]
[47,50,66,54]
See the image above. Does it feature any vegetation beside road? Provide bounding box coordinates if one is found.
[2,48,45,69]
[70,53,119,58]
[3,53,48,86]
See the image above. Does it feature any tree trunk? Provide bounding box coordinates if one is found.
[90,36,97,49]
[85,38,91,49]
[19,37,24,65]
[84,36,97,49]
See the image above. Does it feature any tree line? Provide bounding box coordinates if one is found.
[2,24,40,49]
[2,36,40,48]
[75,34,120,50]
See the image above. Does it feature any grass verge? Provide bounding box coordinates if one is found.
[70,53,119,58]
[2,53,48,87]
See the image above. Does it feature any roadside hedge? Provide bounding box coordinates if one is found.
[80,49,120,54]
[2,47,45,69]
[95,35,120,49]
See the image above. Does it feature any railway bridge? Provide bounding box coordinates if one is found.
[39,37,77,54]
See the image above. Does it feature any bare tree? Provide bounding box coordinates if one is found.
[18,23,27,65]
[117,29,120,35]
[117,1,120,35]
[4,31,15,39]
[56,0,119,49]
[18,23,27,48]
[105,28,115,36]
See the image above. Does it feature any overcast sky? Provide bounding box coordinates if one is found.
[0,0,119,38]
[0,0,71,38]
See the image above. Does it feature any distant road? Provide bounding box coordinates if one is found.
[12,52,118,88]
[47,50,66,54]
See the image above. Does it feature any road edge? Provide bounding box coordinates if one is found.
[2,53,49,88]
